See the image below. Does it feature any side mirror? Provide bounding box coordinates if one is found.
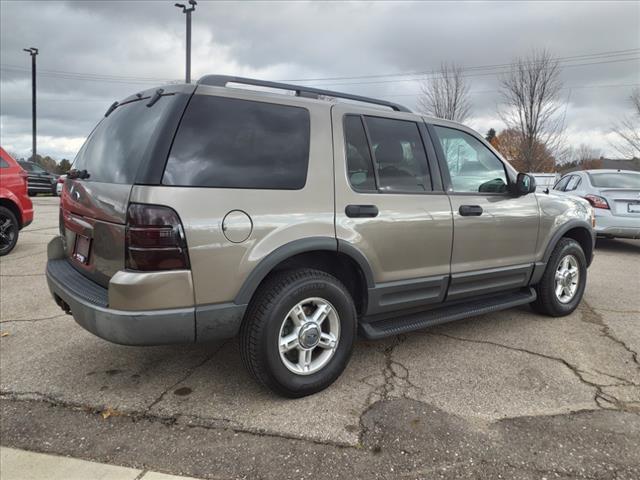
[515,173,536,196]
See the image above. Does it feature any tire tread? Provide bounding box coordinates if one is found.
[531,238,586,317]
[239,268,353,396]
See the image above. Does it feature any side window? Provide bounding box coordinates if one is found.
[565,176,581,191]
[344,115,376,192]
[164,95,310,189]
[433,126,508,194]
[554,176,570,191]
[364,116,432,192]
[0,158,9,168]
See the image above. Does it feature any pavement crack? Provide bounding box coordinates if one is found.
[0,314,68,324]
[588,307,640,314]
[429,332,638,414]
[0,394,355,449]
[581,300,640,368]
[0,273,46,277]
[358,335,424,449]
[144,341,228,413]
[591,368,640,387]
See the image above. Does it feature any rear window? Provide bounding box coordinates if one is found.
[163,95,310,189]
[589,172,640,188]
[73,97,174,184]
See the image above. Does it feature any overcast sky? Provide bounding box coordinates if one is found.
[1,0,639,162]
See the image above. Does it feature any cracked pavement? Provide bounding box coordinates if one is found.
[1,197,639,478]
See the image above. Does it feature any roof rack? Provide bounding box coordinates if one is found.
[197,75,411,113]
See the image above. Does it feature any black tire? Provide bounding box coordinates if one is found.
[531,238,587,317]
[240,268,357,398]
[0,206,19,256]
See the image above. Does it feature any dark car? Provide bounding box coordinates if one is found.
[18,160,59,196]
[0,147,34,255]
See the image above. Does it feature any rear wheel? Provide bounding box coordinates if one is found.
[531,238,587,317]
[0,207,19,256]
[240,268,357,397]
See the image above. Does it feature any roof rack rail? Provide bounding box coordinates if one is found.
[197,74,411,113]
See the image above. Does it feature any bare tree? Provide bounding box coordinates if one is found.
[611,88,640,159]
[574,144,601,164]
[418,63,471,123]
[499,49,565,171]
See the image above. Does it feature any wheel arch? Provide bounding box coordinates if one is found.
[234,237,374,315]
[543,220,595,267]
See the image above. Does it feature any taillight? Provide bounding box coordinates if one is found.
[583,194,609,210]
[125,203,190,271]
[19,171,29,189]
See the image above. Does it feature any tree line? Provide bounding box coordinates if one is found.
[419,49,640,172]
[13,153,72,175]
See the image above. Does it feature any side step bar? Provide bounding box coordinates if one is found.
[360,288,536,340]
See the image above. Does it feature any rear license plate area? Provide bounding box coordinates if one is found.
[73,234,91,264]
[628,202,640,213]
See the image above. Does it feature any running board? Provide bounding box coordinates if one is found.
[359,288,536,340]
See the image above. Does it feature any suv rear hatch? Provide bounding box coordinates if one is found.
[60,85,194,288]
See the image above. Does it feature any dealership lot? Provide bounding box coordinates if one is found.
[1,196,639,478]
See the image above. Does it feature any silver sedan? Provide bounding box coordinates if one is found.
[553,169,640,239]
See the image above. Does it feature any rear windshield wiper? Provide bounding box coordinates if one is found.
[146,88,165,107]
[67,169,90,180]
[104,101,118,117]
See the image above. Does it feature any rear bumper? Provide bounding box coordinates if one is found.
[21,207,33,229]
[594,212,640,239]
[46,237,245,345]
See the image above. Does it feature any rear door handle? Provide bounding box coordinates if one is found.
[345,205,379,218]
[459,205,483,216]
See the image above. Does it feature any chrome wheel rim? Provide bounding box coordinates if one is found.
[278,297,340,376]
[554,254,580,304]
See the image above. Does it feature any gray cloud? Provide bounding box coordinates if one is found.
[1,0,638,160]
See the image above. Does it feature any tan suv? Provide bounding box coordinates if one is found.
[46,76,595,397]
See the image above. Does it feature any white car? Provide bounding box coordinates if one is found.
[55,174,67,196]
[531,172,559,190]
[553,169,640,239]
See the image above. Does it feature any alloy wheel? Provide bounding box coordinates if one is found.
[278,297,340,375]
[554,254,580,303]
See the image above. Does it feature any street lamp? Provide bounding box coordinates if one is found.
[174,0,197,83]
[23,47,38,161]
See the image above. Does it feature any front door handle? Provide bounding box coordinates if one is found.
[459,205,483,216]
[345,205,379,218]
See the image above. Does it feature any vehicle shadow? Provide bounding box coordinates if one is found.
[595,238,640,254]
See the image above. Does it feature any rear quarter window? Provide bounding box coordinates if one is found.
[163,95,310,189]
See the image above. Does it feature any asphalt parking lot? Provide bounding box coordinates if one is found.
[1,196,639,479]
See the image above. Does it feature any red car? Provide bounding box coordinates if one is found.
[0,147,34,255]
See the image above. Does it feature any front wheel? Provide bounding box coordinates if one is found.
[0,206,19,256]
[531,238,587,317]
[240,268,357,397]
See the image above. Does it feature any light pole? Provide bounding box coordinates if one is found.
[23,47,38,161]
[174,0,197,83]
